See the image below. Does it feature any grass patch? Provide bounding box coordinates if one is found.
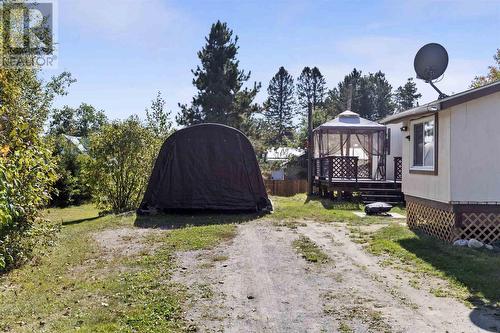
[159,224,236,251]
[0,205,237,332]
[212,255,229,262]
[271,194,404,226]
[367,224,500,306]
[44,204,100,225]
[339,321,354,333]
[293,235,330,263]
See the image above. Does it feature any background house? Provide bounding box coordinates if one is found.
[264,147,305,180]
[381,81,500,244]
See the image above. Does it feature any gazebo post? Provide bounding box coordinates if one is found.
[307,102,313,195]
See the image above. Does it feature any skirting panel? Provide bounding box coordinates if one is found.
[406,200,458,242]
[406,196,500,244]
[459,212,500,244]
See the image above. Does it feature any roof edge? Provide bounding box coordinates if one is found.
[380,80,500,124]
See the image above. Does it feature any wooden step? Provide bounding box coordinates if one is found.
[359,187,400,191]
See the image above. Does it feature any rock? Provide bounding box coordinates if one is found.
[453,239,468,247]
[468,239,484,249]
[485,244,494,250]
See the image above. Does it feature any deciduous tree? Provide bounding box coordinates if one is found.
[471,49,500,88]
[145,91,172,139]
[50,103,107,137]
[86,117,158,213]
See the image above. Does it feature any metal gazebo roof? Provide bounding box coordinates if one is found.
[314,110,386,132]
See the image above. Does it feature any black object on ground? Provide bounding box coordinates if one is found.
[364,202,393,215]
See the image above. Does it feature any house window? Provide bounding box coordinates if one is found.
[411,117,435,171]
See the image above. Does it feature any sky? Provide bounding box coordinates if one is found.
[47,0,500,121]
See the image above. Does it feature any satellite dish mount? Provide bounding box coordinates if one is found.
[414,43,449,99]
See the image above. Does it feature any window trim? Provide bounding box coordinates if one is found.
[409,114,439,175]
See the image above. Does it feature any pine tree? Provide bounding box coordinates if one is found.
[369,71,395,120]
[263,67,296,146]
[176,21,260,130]
[394,78,421,112]
[323,68,362,119]
[324,69,395,121]
[296,66,326,113]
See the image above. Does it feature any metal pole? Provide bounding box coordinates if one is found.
[307,102,313,195]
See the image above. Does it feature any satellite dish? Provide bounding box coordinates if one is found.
[414,43,449,99]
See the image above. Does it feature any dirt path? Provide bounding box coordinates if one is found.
[173,220,498,333]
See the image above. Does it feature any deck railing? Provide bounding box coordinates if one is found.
[314,156,359,182]
[394,157,402,182]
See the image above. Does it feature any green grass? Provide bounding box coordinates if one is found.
[270,194,405,225]
[44,203,101,225]
[154,224,236,251]
[339,321,354,333]
[366,224,500,306]
[293,235,330,263]
[0,205,236,332]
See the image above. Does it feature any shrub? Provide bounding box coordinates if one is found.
[86,117,160,213]
[49,135,92,207]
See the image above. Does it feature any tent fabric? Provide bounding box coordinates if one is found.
[314,110,386,132]
[312,111,387,180]
[313,111,386,158]
[139,123,272,213]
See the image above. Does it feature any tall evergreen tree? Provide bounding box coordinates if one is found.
[394,78,422,112]
[324,69,395,121]
[176,21,260,130]
[296,66,326,114]
[323,68,362,119]
[369,71,395,120]
[263,67,296,146]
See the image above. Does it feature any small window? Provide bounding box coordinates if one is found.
[412,118,435,170]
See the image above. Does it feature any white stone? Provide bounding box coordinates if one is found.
[453,239,468,247]
[467,239,484,249]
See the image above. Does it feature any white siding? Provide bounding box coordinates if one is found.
[450,92,500,202]
[401,111,451,203]
[386,123,403,180]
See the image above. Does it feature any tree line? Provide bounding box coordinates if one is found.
[176,21,422,150]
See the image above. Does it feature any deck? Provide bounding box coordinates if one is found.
[313,156,404,204]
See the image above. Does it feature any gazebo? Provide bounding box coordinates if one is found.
[312,111,401,202]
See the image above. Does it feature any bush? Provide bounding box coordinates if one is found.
[49,135,92,207]
[0,147,58,271]
[86,117,160,213]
